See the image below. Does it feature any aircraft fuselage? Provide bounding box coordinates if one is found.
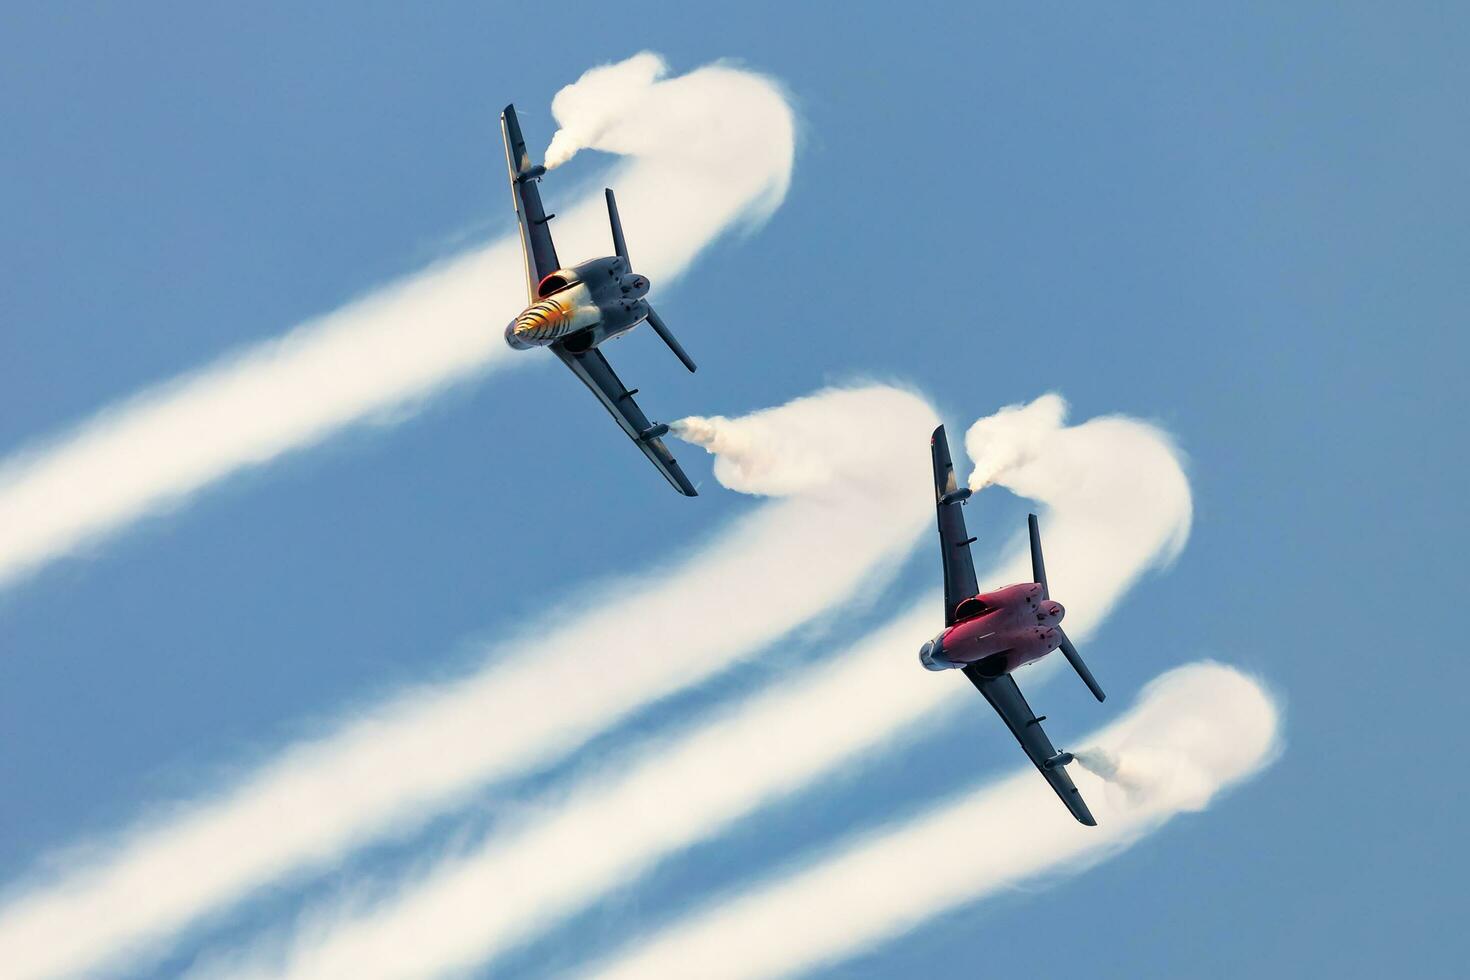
[504,255,651,352]
[919,582,1067,677]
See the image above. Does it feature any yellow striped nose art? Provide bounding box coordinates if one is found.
[505,299,573,348]
[512,299,573,344]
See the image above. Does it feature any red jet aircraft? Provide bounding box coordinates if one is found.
[919,425,1107,825]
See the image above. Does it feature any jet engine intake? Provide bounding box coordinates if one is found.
[952,595,990,621]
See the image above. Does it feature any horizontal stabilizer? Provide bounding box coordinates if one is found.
[1058,629,1106,702]
[646,307,697,373]
[1030,513,1104,701]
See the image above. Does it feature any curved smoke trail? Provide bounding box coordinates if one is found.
[0,384,933,980]
[190,393,1195,980]
[0,52,795,591]
[586,662,1280,980]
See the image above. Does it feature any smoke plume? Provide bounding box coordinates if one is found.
[543,54,794,233]
[963,393,1192,631]
[673,387,928,498]
[544,53,667,170]
[585,663,1281,980]
[189,394,1194,980]
[0,386,931,980]
[0,52,796,590]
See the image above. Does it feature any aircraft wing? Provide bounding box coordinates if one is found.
[963,668,1097,826]
[551,344,698,496]
[931,426,979,625]
[500,104,560,303]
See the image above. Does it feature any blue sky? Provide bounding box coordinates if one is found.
[1,3,1466,977]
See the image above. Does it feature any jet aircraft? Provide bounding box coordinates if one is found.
[499,104,699,495]
[919,425,1107,825]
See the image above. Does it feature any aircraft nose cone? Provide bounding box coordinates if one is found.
[504,320,531,350]
[919,638,949,671]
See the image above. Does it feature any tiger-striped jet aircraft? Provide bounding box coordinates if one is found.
[918,425,1108,825]
[499,104,698,496]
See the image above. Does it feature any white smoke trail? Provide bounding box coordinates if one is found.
[964,393,1191,630]
[544,53,665,170]
[0,52,795,589]
[0,384,930,980]
[672,392,915,498]
[965,391,1070,489]
[194,394,1192,980]
[587,662,1281,980]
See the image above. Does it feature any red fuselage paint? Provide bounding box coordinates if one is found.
[937,583,1067,675]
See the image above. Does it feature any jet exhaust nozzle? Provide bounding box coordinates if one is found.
[1037,599,1065,626]
[619,273,650,299]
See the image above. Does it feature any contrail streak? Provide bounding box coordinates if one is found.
[0,385,933,980]
[586,662,1281,980]
[0,51,795,590]
[196,394,1193,980]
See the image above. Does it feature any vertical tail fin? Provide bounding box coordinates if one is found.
[1028,513,1049,599]
[606,188,630,265]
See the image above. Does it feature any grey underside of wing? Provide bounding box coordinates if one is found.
[511,179,558,297]
[551,344,698,496]
[964,668,1097,826]
[501,107,559,300]
[931,427,979,625]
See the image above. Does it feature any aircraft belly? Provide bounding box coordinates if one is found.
[942,625,1058,670]
[1008,643,1054,671]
